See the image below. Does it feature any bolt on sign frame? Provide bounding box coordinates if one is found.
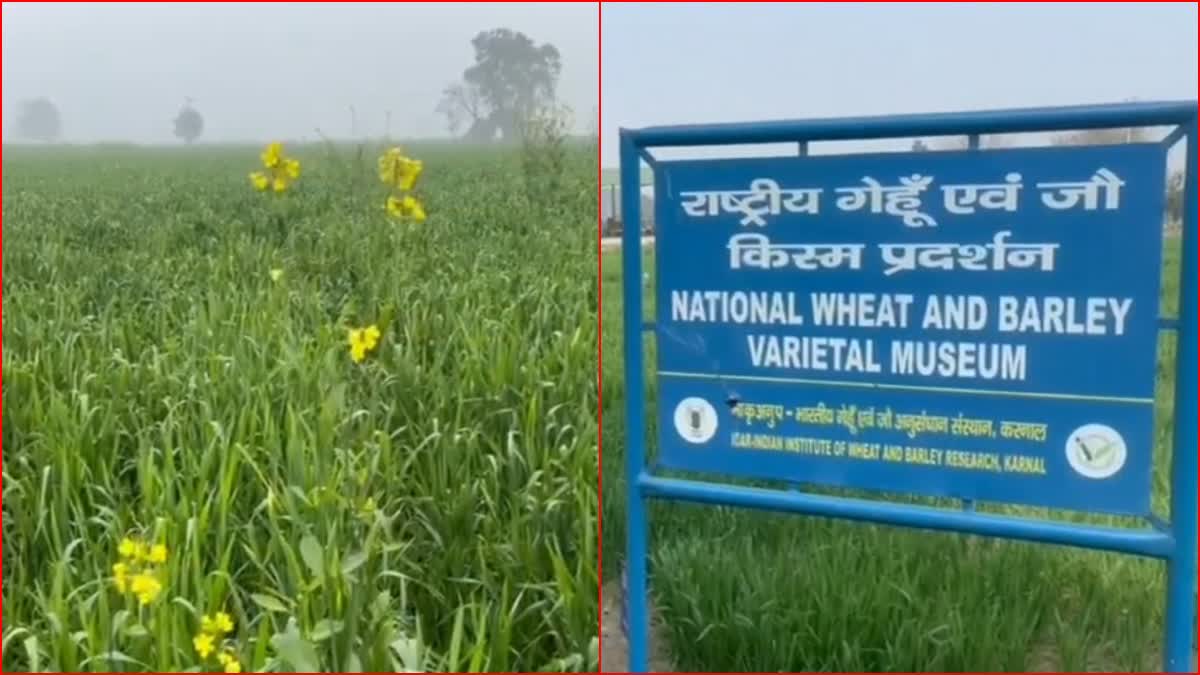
[618,101,1198,673]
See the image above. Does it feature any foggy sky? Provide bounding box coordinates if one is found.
[3,2,598,144]
[602,2,1197,166]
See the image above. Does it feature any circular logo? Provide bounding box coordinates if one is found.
[673,397,718,444]
[1065,424,1127,479]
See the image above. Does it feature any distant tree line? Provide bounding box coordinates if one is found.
[14,26,570,147]
[13,97,206,144]
[15,27,564,147]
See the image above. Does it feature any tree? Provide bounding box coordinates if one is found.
[173,99,204,144]
[435,82,489,138]
[438,28,562,141]
[16,97,62,142]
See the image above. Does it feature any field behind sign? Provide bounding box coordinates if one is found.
[2,141,599,672]
[601,227,1186,671]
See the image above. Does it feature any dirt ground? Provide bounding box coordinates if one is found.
[600,578,674,673]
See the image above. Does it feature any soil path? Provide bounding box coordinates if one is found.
[600,578,674,673]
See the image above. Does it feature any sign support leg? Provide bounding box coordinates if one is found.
[626,493,650,672]
[620,130,651,673]
[1163,120,1198,674]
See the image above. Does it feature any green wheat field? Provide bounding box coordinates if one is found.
[601,235,1188,672]
[2,141,598,672]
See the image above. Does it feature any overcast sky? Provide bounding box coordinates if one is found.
[3,2,598,144]
[602,2,1198,166]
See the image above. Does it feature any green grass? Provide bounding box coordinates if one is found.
[2,141,598,672]
[601,237,1190,672]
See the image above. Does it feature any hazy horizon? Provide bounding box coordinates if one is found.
[2,2,598,145]
[602,3,1197,166]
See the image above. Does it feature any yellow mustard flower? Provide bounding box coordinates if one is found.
[348,329,368,364]
[269,268,284,282]
[193,632,216,659]
[202,612,235,636]
[118,537,139,559]
[129,571,163,605]
[385,196,404,218]
[378,147,423,190]
[251,143,300,193]
[147,543,168,564]
[404,196,426,223]
[218,651,242,673]
[386,195,427,223]
[112,562,130,593]
[363,325,381,350]
[249,172,270,191]
[261,142,283,169]
[347,325,382,364]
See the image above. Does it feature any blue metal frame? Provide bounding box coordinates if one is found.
[618,101,1198,673]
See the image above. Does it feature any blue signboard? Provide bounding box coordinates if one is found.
[654,144,1164,516]
[619,102,1197,673]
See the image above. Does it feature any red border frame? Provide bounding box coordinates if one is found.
[4,2,1198,674]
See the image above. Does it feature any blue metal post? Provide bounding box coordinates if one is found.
[1164,117,1198,673]
[639,474,1173,558]
[633,101,1195,146]
[619,130,651,673]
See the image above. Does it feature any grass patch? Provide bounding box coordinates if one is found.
[2,141,598,672]
[601,237,1188,672]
